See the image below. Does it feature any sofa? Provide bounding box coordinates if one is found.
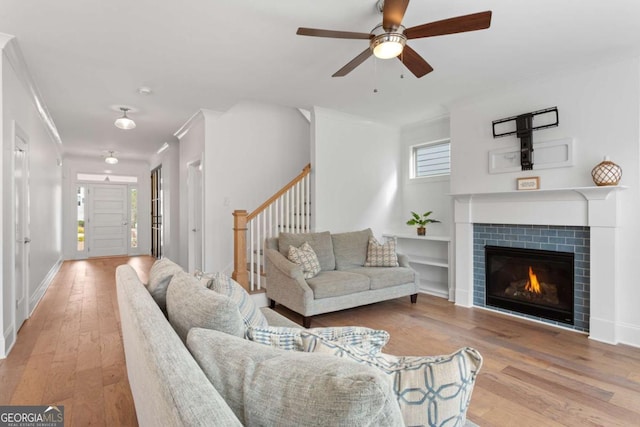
[265,229,419,327]
[116,259,481,426]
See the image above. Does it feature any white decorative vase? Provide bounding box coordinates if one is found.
[591,156,622,186]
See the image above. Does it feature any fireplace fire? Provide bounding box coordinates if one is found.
[485,246,574,325]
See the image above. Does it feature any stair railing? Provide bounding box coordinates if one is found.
[232,164,311,291]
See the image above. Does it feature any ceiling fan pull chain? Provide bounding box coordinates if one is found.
[373,57,379,93]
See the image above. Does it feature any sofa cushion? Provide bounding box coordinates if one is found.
[147,258,184,312]
[304,336,483,427]
[287,242,321,279]
[347,266,415,290]
[246,325,389,354]
[279,231,336,271]
[166,271,245,342]
[364,236,399,267]
[331,228,373,270]
[306,270,370,299]
[204,272,268,329]
[186,328,405,427]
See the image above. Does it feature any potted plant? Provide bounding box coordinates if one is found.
[406,211,440,236]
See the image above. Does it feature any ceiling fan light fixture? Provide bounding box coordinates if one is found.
[370,26,406,59]
[105,151,119,164]
[114,107,136,130]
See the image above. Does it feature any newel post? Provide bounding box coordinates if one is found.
[232,210,249,289]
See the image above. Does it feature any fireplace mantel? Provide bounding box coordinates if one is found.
[452,185,625,344]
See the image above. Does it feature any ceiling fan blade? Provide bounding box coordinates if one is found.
[383,0,410,31]
[332,49,373,77]
[398,45,433,78]
[405,11,492,39]
[296,27,372,40]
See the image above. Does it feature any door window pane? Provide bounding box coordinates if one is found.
[77,186,86,251]
[130,187,138,248]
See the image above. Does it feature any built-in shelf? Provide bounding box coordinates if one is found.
[383,233,453,301]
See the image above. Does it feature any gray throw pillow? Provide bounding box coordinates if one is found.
[186,328,404,427]
[146,258,184,312]
[166,271,245,342]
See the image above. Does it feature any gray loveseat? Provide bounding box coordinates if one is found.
[265,229,419,327]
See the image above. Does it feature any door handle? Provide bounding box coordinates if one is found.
[192,229,197,232]
[24,237,31,244]
[122,221,128,225]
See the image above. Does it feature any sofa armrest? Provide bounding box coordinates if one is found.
[397,253,411,268]
[264,248,314,314]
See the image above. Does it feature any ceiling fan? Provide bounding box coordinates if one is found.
[296,0,492,78]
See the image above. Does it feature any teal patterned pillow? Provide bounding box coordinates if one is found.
[364,236,399,267]
[287,242,321,279]
[246,326,389,355]
[304,337,483,427]
[205,272,268,330]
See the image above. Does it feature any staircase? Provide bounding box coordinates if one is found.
[232,164,311,292]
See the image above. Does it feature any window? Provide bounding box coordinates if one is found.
[130,187,138,249]
[77,186,86,251]
[411,139,450,178]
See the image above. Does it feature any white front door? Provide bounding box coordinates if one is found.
[14,124,30,330]
[187,160,203,272]
[88,184,128,257]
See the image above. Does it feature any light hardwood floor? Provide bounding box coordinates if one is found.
[2,256,639,426]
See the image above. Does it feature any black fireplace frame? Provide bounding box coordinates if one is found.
[485,245,575,325]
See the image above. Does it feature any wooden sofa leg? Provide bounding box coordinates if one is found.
[302,316,311,329]
[269,299,276,309]
[410,293,418,304]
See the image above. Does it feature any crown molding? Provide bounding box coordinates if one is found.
[1,34,62,147]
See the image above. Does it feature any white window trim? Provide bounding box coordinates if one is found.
[409,138,451,182]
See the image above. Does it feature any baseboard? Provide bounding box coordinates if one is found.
[617,322,640,348]
[251,292,269,308]
[29,257,63,316]
[2,323,15,359]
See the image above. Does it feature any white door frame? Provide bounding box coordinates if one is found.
[13,121,30,333]
[187,158,204,272]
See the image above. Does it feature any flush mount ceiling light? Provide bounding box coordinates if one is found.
[114,107,136,130]
[105,151,119,164]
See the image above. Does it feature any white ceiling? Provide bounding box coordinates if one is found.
[2,0,640,162]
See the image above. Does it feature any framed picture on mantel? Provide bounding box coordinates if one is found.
[517,176,540,190]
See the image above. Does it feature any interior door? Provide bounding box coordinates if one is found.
[14,125,30,330]
[88,184,128,257]
[187,160,203,272]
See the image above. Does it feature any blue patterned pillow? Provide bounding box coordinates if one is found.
[246,326,389,355]
[304,337,483,427]
[204,272,268,330]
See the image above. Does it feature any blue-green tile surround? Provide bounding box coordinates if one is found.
[473,223,590,332]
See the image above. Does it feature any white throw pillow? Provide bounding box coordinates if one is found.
[303,336,483,427]
[246,325,389,355]
[364,236,399,267]
[287,241,321,279]
[204,272,268,330]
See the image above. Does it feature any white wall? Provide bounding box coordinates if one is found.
[1,39,63,356]
[397,116,451,237]
[61,156,151,260]
[149,140,180,261]
[449,57,640,347]
[312,107,400,236]
[203,102,310,273]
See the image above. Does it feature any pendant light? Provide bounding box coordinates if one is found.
[115,107,136,130]
[105,151,118,164]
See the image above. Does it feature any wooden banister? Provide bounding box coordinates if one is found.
[232,164,312,290]
[247,164,311,221]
